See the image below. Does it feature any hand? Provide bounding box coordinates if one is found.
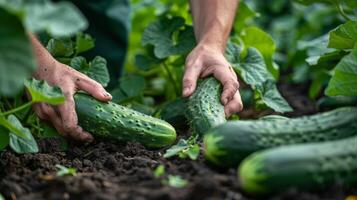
[33,61,112,142]
[182,44,243,117]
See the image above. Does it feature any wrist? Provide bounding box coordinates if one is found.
[195,41,225,55]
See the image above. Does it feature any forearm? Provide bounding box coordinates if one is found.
[189,0,238,52]
[28,33,59,80]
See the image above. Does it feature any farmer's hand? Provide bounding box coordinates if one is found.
[187,0,241,117]
[182,44,243,117]
[29,34,112,142]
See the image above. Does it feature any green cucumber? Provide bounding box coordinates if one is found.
[317,96,357,110]
[74,93,176,148]
[204,107,357,167]
[186,77,226,136]
[239,135,357,195]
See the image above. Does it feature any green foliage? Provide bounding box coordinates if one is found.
[71,56,110,87]
[0,7,36,97]
[56,164,77,177]
[0,194,4,200]
[164,136,200,160]
[0,126,9,150]
[165,175,188,188]
[326,43,357,96]
[25,79,65,105]
[226,44,292,112]
[142,16,195,59]
[154,165,165,178]
[8,115,38,154]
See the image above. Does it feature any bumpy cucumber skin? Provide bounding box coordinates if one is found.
[204,107,357,167]
[239,135,357,195]
[186,77,226,136]
[74,93,176,148]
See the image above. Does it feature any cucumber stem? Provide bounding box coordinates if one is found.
[1,101,34,116]
[162,62,180,96]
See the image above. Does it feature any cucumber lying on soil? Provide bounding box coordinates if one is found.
[239,134,357,195]
[204,107,357,167]
[74,93,176,148]
[186,77,226,136]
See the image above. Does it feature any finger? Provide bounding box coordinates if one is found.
[56,90,93,142]
[42,104,67,136]
[224,92,243,117]
[33,103,48,120]
[182,64,202,97]
[75,74,112,101]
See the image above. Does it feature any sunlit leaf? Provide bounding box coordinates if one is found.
[25,78,65,105]
[329,21,357,50]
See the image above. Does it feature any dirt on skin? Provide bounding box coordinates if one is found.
[0,83,356,200]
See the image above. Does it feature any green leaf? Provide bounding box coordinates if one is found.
[76,32,95,54]
[234,2,259,33]
[163,136,199,160]
[226,44,292,112]
[186,144,200,160]
[142,17,196,59]
[0,7,36,97]
[0,126,9,150]
[46,38,74,58]
[25,78,65,105]
[326,43,357,96]
[0,115,29,139]
[70,56,110,87]
[240,26,279,79]
[119,74,146,98]
[329,21,357,50]
[25,1,88,37]
[8,115,38,154]
[56,164,77,177]
[0,194,4,200]
[166,175,188,188]
[163,139,188,158]
[154,165,165,178]
[256,80,293,113]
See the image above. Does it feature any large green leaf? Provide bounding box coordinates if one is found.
[25,1,88,37]
[70,56,110,87]
[226,43,292,112]
[25,78,65,105]
[0,194,4,200]
[326,43,357,96]
[329,21,357,50]
[141,17,196,59]
[0,126,9,150]
[240,26,279,79]
[7,115,38,154]
[0,7,36,97]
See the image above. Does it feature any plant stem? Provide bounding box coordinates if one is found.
[162,62,180,96]
[334,2,351,21]
[1,101,34,116]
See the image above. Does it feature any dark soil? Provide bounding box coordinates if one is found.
[0,83,355,200]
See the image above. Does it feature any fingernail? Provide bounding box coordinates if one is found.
[183,87,190,97]
[103,92,112,98]
[223,98,228,105]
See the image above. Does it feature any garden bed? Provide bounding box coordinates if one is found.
[1,83,355,200]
